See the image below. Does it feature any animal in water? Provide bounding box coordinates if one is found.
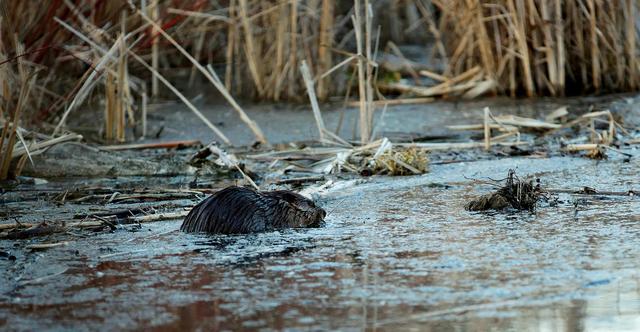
[180,186,326,234]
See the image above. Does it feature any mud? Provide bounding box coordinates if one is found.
[20,143,197,178]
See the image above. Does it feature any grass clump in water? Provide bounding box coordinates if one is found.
[466,169,540,212]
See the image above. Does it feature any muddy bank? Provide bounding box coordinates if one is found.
[18,93,640,182]
[18,143,197,178]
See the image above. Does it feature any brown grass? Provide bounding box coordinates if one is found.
[434,0,639,96]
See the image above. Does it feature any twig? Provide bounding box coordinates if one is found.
[275,176,325,185]
[544,188,638,196]
[300,60,327,143]
[26,241,70,250]
[100,140,201,151]
[19,268,69,286]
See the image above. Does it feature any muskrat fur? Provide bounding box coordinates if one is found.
[180,186,326,234]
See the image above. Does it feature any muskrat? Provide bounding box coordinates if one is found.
[180,186,326,234]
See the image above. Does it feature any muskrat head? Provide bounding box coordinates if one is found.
[269,191,326,228]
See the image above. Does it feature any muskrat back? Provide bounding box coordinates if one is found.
[180,186,326,234]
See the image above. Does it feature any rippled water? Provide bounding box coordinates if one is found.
[1,154,639,331]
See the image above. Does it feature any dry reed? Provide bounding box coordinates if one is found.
[432,0,640,96]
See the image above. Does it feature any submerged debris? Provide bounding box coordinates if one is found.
[189,142,259,187]
[0,205,190,239]
[585,146,608,160]
[466,170,541,212]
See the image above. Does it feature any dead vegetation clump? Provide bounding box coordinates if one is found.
[584,146,608,160]
[450,105,636,161]
[362,147,429,176]
[466,169,541,212]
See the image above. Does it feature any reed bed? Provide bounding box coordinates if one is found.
[0,0,351,179]
[433,0,639,97]
[0,1,343,138]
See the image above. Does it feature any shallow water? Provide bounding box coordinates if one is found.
[2,152,639,331]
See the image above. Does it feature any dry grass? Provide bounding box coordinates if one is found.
[434,0,639,96]
[0,1,342,142]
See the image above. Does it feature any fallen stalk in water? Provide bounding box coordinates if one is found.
[99,140,202,151]
[274,176,325,185]
[0,210,190,239]
[543,188,639,196]
[25,241,70,251]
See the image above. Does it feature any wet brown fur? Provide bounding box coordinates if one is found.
[181,186,326,234]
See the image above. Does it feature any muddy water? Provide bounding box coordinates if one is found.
[1,153,640,331]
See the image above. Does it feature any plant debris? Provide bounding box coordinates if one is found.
[361,147,429,176]
[466,170,541,212]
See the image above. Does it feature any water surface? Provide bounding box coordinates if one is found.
[2,154,640,331]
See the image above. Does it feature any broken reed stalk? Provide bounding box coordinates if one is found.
[11,133,82,158]
[238,0,264,97]
[300,61,326,143]
[272,2,287,101]
[352,0,376,145]
[484,107,491,150]
[150,0,160,97]
[100,139,200,151]
[396,141,530,151]
[316,0,334,100]
[301,61,352,147]
[353,0,367,144]
[364,0,375,136]
[225,0,237,92]
[116,15,129,143]
[626,0,637,90]
[288,0,299,98]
